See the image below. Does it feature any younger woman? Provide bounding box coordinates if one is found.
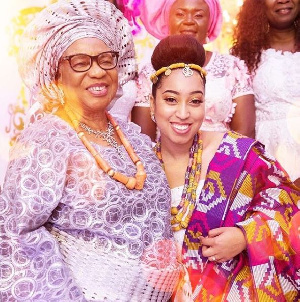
[150,34,300,301]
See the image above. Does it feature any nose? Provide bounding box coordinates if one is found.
[88,60,106,77]
[175,102,190,119]
[183,13,195,24]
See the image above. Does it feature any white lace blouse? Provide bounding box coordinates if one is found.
[253,49,300,181]
[135,51,253,132]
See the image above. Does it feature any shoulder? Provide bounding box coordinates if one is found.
[115,117,153,147]
[15,114,75,150]
[138,61,155,78]
[213,52,248,70]
[217,131,259,159]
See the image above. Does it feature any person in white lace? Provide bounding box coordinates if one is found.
[131,0,255,141]
[231,0,300,187]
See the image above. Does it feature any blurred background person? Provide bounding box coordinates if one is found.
[231,0,300,187]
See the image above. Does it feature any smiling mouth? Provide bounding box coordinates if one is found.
[275,7,292,13]
[172,123,189,131]
[88,86,105,92]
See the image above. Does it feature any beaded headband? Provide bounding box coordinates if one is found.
[150,63,207,84]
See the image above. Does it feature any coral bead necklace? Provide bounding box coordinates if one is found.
[154,132,203,231]
[63,106,147,190]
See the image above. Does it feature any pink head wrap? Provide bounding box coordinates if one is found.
[139,0,223,42]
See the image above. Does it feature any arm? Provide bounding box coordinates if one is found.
[0,127,85,301]
[131,63,157,141]
[131,106,156,141]
[230,56,255,138]
[230,94,255,138]
[202,145,299,267]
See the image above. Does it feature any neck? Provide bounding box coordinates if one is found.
[57,104,108,131]
[160,136,194,161]
[269,26,297,52]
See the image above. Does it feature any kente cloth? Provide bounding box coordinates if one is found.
[0,114,181,301]
[181,131,300,301]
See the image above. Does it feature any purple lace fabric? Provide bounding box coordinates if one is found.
[0,114,179,301]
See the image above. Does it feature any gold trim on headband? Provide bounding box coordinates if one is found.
[150,63,207,84]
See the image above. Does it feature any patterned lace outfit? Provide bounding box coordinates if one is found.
[0,114,181,301]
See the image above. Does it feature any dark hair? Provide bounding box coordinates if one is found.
[151,34,206,97]
[231,0,300,73]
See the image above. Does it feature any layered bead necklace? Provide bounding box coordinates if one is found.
[154,132,203,231]
[64,106,147,190]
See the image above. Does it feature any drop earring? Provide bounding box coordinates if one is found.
[150,112,156,123]
[58,88,65,105]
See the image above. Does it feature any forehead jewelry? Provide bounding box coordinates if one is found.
[150,63,206,84]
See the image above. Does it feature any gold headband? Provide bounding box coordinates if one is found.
[150,63,207,84]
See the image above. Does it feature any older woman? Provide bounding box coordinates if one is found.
[132,0,255,141]
[231,0,300,187]
[150,34,300,301]
[0,0,180,301]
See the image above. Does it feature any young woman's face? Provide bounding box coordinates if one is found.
[57,37,118,115]
[151,68,205,148]
[168,0,210,44]
[265,0,300,29]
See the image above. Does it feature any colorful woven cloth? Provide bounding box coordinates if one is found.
[181,131,300,301]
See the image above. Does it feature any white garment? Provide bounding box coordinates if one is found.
[135,51,253,132]
[170,180,205,248]
[253,49,300,181]
[109,79,137,121]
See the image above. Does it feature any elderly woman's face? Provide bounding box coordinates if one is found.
[265,0,300,29]
[168,0,210,44]
[57,37,118,114]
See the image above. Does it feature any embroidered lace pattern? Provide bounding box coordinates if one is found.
[0,114,180,301]
[135,51,253,132]
[253,49,300,181]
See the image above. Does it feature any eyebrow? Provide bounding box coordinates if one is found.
[162,89,204,95]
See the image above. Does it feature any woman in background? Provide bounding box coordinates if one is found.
[150,34,300,301]
[132,0,255,141]
[231,0,300,187]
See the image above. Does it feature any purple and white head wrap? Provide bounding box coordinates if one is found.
[18,0,136,112]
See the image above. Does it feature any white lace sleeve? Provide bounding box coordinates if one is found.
[134,63,155,108]
[231,56,253,99]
